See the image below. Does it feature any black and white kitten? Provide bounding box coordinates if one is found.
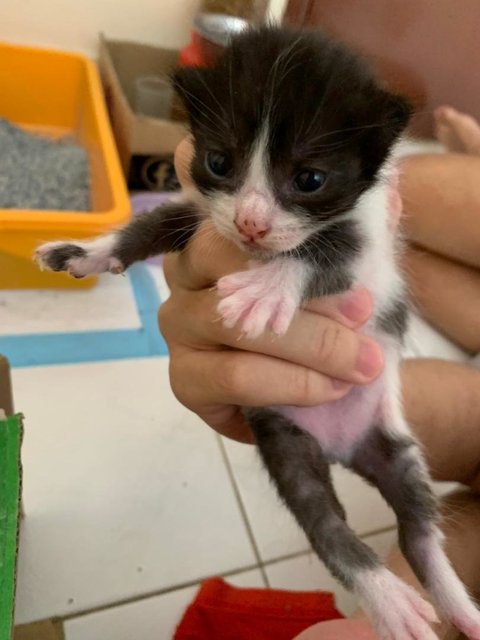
[35,27,480,640]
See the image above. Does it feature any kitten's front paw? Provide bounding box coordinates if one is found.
[217,268,297,339]
[35,237,123,278]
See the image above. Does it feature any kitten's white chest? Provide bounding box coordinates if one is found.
[351,180,404,318]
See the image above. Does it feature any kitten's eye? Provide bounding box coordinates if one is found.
[205,151,231,178]
[293,169,327,193]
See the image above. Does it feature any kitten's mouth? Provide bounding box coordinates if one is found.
[233,234,277,257]
[241,237,262,248]
[237,230,307,255]
[236,234,298,258]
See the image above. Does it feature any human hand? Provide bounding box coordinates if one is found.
[294,619,378,639]
[158,138,384,443]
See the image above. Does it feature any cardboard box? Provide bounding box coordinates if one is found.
[0,413,22,640]
[98,35,188,188]
[14,621,64,640]
[0,356,13,417]
[0,366,60,640]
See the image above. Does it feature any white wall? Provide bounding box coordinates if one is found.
[0,0,287,58]
[0,0,286,56]
[0,0,202,57]
[267,0,287,22]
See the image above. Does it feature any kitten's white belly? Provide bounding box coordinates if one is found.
[275,371,384,462]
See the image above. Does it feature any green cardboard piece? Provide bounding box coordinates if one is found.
[0,415,22,640]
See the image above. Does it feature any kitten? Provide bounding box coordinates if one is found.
[35,26,480,640]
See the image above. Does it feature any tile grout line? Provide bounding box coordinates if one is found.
[54,526,398,625]
[359,523,397,539]
[259,522,397,570]
[259,524,398,566]
[55,562,265,623]
[216,435,271,587]
[58,549,319,624]
[261,547,317,569]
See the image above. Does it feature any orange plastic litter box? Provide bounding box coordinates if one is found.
[0,42,130,289]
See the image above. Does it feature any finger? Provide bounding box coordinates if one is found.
[294,620,378,640]
[174,221,249,290]
[162,252,181,291]
[196,404,255,443]
[169,349,353,412]
[162,289,382,384]
[174,136,194,188]
[162,224,245,291]
[304,287,373,328]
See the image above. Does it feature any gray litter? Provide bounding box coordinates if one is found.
[0,118,91,211]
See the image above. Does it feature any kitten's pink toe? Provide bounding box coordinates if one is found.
[108,257,124,274]
[400,590,439,640]
[240,300,273,339]
[271,301,296,336]
[217,296,246,327]
[217,272,256,297]
[451,615,480,640]
[216,278,238,297]
[216,263,298,337]
[359,570,439,640]
[402,586,439,624]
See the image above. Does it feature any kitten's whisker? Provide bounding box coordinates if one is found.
[171,226,200,252]
[177,85,228,138]
[194,69,229,122]
[300,69,338,141]
[304,120,401,147]
[266,35,303,116]
[194,228,225,266]
[179,84,224,123]
[161,222,200,249]
[228,54,237,133]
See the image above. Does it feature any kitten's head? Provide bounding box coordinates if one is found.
[174,26,411,257]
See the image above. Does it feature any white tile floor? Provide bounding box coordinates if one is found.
[1,252,469,638]
[14,358,256,624]
[64,568,265,640]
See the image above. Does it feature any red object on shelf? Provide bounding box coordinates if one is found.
[178,31,221,67]
[174,577,343,640]
[177,13,249,68]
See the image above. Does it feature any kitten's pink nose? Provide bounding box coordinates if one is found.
[234,213,271,241]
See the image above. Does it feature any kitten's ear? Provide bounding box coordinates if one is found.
[380,91,412,142]
[362,90,412,176]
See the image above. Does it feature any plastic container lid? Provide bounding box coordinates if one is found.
[193,13,248,46]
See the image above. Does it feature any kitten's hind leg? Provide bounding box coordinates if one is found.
[350,425,480,640]
[35,200,200,278]
[247,408,439,640]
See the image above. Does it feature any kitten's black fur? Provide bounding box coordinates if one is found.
[175,26,410,202]
[173,26,409,288]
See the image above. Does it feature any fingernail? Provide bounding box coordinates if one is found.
[339,289,371,324]
[356,338,383,379]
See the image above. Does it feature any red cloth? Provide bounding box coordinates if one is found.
[174,577,343,640]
